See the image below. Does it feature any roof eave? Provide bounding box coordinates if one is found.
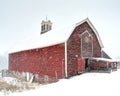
[76,18,104,48]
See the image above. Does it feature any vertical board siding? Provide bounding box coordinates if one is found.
[67,22,101,77]
[9,43,65,79]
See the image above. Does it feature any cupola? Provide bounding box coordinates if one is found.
[41,19,52,34]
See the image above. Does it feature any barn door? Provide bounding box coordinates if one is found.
[77,58,85,73]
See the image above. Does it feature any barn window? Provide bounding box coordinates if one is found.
[81,30,93,57]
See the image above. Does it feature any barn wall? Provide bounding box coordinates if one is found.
[90,60,117,71]
[9,43,65,79]
[89,60,109,70]
[67,22,102,77]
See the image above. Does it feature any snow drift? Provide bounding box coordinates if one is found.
[0,69,119,96]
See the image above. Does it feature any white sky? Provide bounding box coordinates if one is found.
[0,0,120,59]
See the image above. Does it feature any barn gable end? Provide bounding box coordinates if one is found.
[67,21,103,77]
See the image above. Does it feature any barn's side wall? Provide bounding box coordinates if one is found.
[67,22,102,77]
[89,60,109,70]
[9,43,65,79]
[89,59,117,71]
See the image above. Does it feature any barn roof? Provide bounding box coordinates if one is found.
[90,57,120,62]
[9,18,104,53]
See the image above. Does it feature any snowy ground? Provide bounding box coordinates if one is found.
[0,70,120,96]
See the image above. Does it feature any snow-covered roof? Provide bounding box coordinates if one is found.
[90,57,119,62]
[9,18,103,53]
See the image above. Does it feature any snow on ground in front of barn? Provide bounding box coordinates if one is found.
[1,70,120,96]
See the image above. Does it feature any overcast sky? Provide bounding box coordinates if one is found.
[0,0,120,59]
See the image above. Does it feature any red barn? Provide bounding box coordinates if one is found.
[9,18,105,79]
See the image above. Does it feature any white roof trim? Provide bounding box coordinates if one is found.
[70,18,104,48]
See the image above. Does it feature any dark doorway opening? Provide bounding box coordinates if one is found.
[85,59,89,70]
[85,59,88,69]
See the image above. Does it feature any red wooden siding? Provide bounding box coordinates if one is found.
[89,59,117,71]
[9,43,65,79]
[77,58,85,73]
[67,22,102,77]
[90,60,109,70]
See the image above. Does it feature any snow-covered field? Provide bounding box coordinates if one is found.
[0,70,120,96]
